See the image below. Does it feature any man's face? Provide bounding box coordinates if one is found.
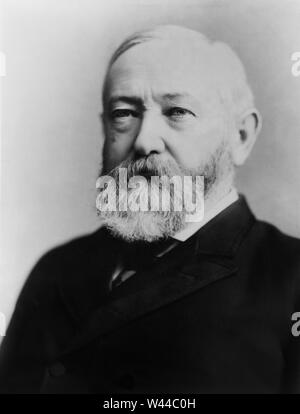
[102,40,234,175]
[98,39,236,242]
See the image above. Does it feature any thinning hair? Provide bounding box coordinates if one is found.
[103,25,255,119]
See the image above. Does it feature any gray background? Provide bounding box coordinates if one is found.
[1,0,300,329]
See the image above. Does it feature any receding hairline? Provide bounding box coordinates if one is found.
[108,24,213,66]
[103,24,255,117]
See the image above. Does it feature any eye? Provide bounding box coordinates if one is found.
[165,107,195,119]
[110,109,139,120]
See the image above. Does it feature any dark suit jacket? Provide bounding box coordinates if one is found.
[0,196,300,394]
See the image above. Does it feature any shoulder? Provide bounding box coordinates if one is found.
[15,227,109,309]
[249,219,300,262]
[243,219,300,302]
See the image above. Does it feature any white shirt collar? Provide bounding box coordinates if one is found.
[173,188,239,242]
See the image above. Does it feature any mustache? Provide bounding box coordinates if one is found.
[105,155,182,180]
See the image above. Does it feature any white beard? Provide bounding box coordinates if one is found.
[96,144,234,243]
[97,177,186,242]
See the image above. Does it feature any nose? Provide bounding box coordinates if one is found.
[133,111,166,157]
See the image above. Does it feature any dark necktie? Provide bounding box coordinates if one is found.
[111,238,179,289]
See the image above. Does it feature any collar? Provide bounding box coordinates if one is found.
[192,194,255,257]
[173,188,239,242]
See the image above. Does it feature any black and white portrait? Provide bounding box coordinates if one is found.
[0,0,300,395]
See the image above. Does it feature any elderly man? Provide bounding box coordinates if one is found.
[0,25,299,394]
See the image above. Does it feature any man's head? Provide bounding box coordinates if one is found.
[97,24,261,242]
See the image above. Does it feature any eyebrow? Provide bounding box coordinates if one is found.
[162,93,201,107]
[107,92,199,108]
[107,96,144,107]
[162,93,192,101]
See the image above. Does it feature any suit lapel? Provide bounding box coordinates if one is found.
[58,248,237,358]
[57,196,255,358]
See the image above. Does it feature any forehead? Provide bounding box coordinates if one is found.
[105,40,219,103]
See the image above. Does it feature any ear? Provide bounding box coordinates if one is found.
[231,108,262,166]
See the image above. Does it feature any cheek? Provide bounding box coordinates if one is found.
[103,128,136,166]
[168,120,226,169]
